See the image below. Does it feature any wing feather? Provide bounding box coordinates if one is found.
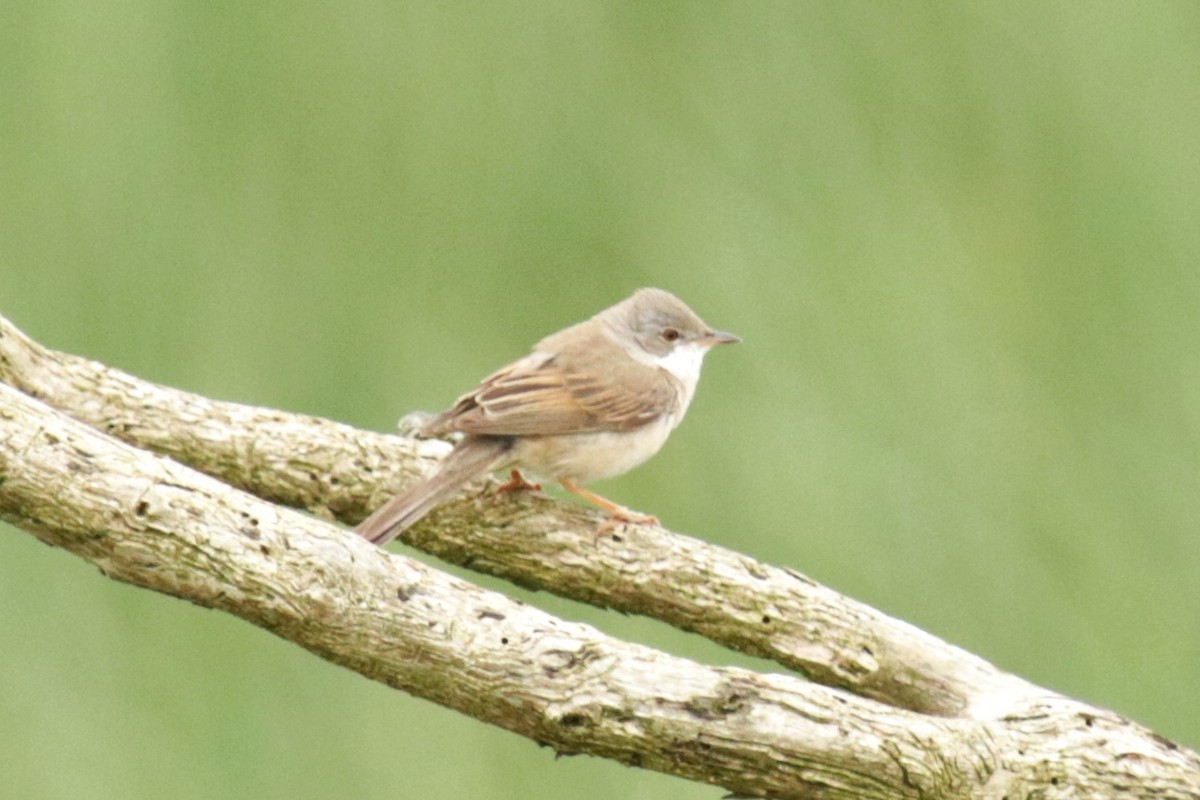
[423,349,676,437]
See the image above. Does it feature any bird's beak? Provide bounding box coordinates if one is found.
[698,329,741,347]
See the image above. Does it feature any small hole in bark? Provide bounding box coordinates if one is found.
[135,501,149,516]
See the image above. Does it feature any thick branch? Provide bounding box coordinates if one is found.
[1,381,974,799]
[1,314,1016,717]
[3,315,1199,797]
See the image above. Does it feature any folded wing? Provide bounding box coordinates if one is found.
[424,351,674,436]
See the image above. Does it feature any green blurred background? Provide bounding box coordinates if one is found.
[3,3,1199,798]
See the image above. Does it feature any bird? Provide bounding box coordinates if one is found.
[355,288,739,546]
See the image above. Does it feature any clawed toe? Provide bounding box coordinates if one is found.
[596,510,659,536]
[496,469,542,494]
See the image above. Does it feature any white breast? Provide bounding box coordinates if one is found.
[513,415,677,483]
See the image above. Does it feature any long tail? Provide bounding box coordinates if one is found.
[355,436,512,546]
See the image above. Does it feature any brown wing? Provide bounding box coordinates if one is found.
[423,348,677,437]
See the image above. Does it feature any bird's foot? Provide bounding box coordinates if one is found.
[496,469,542,494]
[557,477,658,534]
[596,508,660,536]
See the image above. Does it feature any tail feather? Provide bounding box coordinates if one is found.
[356,436,511,546]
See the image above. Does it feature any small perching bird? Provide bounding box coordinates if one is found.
[356,288,739,546]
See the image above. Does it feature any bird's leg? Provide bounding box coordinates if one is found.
[496,469,542,494]
[558,478,659,530]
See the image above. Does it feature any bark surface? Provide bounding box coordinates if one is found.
[2,314,1196,799]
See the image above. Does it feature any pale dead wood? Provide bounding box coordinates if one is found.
[1,314,1197,799]
[0,314,1015,715]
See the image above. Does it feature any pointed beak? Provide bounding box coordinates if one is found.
[698,329,741,347]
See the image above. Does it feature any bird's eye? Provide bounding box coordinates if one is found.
[662,327,681,342]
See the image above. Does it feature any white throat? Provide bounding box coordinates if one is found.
[655,341,706,385]
[627,340,707,423]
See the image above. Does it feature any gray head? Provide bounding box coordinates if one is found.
[604,288,740,358]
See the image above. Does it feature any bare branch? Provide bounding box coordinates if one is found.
[0,381,960,798]
[2,313,1199,798]
[0,313,1017,716]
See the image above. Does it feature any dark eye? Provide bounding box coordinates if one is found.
[662,327,681,342]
